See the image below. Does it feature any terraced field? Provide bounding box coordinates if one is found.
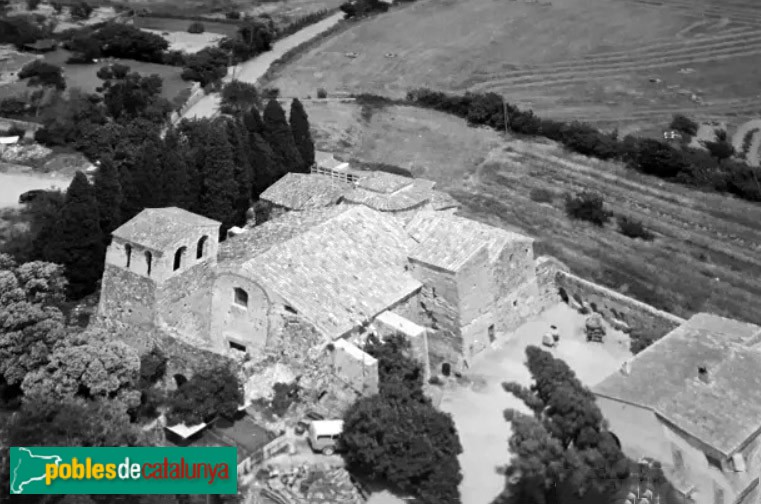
[302,101,761,326]
[265,0,761,135]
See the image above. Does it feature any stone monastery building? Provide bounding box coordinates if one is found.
[98,155,543,383]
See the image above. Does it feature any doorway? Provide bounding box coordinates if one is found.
[488,324,496,343]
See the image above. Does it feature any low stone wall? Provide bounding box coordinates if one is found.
[535,255,570,311]
[555,271,685,337]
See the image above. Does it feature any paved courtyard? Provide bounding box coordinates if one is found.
[439,302,633,504]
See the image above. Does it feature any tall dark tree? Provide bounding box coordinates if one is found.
[289,98,315,172]
[93,155,122,236]
[262,99,303,177]
[42,172,105,298]
[198,123,237,227]
[133,137,165,209]
[178,119,209,212]
[119,158,141,223]
[242,107,280,197]
[161,129,191,209]
[225,118,253,224]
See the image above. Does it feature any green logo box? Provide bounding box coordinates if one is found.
[10,447,238,495]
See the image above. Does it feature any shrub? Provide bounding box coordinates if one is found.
[52,2,63,13]
[316,88,327,99]
[70,1,93,20]
[187,21,205,34]
[565,191,611,226]
[262,87,279,99]
[225,10,241,19]
[0,97,28,117]
[271,382,299,417]
[669,114,698,137]
[617,216,654,241]
[530,188,554,203]
[26,0,41,11]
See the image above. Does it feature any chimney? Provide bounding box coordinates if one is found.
[698,365,711,384]
[620,360,631,376]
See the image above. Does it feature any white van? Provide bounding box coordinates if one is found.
[307,420,344,455]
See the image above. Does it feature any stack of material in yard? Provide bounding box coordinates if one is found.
[302,468,364,504]
[585,313,606,343]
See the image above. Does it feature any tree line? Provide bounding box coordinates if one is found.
[405,89,761,204]
[6,66,314,299]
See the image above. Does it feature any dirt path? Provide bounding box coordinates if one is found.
[182,13,344,120]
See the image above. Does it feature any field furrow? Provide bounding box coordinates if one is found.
[471,30,761,80]
[616,0,761,25]
[474,46,761,90]
[471,42,761,89]
[540,98,761,122]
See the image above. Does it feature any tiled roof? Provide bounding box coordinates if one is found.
[259,173,349,210]
[241,206,422,338]
[594,313,761,456]
[112,207,220,250]
[430,190,461,210]
[406,212,532,272]
[218,206,350,268]
[356,172,413,193]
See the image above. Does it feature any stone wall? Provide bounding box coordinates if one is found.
[407,259,462,373]
[330,339,379,396]
[556,271,685,336]
[156,260,216,348]
[97,264,156,327]
[458,247,496,361]
[210,272,271,354]
[535,255,570,311]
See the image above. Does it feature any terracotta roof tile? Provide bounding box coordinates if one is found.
[112,207,220,250]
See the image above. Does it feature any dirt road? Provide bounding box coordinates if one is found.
[182,12,344,120]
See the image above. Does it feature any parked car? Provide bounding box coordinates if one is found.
[307,419,343,455]
[294,410,325,435]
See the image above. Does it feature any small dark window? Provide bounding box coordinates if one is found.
[125,244,132,268]
[234,288,248,307]
[197,235,208,259]
[513,300,518,307]
[284,305,297,314]
[145,251,153,276]
[174,374,188,388]
[229,340,246,352]
[441,363,451,377]
[558,287,569,303]
[173,246,187,271]
[590,302,599,312]
[488,324,496,343]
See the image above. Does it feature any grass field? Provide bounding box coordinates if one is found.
[265,0,761,136]
[301,100,761,327]
[41,49,191,101]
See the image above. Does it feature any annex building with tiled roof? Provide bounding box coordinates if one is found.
[593,313,761,504]
[98,156,543,406]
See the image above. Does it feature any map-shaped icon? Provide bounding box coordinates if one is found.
[11,448,63,494]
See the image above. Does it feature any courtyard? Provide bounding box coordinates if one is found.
[439,301,632,504]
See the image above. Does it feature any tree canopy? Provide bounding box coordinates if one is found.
[166,365,243,425]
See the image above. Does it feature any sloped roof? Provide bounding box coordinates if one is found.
[112,207,220,250]
[218,206,349,268]
[356,172,413,193]
[343,175,460,213]
[241,205,422,338]
[406,211,532,272]
[594,313,761,456]
[260,173,349,210]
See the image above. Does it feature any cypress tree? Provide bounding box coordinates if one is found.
[161,129,191,209]
[262,99,303,177]
[43,171,105,299]
[289,98,315,173]
[225,118,253,225]
[178,119,207,212]
[242,106,281,197]
[118,158,141,223]
[93,155,122,236]
[198,122,237,227]
[133,137,164,209]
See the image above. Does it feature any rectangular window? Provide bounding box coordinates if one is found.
[233,287,248,308]
[229,340,246,353]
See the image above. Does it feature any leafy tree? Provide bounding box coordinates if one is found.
[181,47,228,87]
[496,346,630,504]
[167,366,243,425]
[93,156,123,236]
[263,99,303,176]
[221,81,259,115]
[630,138,690,178]
[21,329,142,410]
[0,256,68,387]
[42,172,105,298]
[19,60,66,94]
[564,191,611,226]
[198,123,238,226]
[669,114,698,137]
[289,98,315,172]
[702,130,735,162]
[70,1,94,20]
[342,334,463,504]
[35,90,108,148]
[188,21,205,34]
[97,66,170,121]
[0,15,46,49]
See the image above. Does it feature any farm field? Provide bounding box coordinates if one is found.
[265,0,761,136]
[41,49,192,102]
[301,100,761,327]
